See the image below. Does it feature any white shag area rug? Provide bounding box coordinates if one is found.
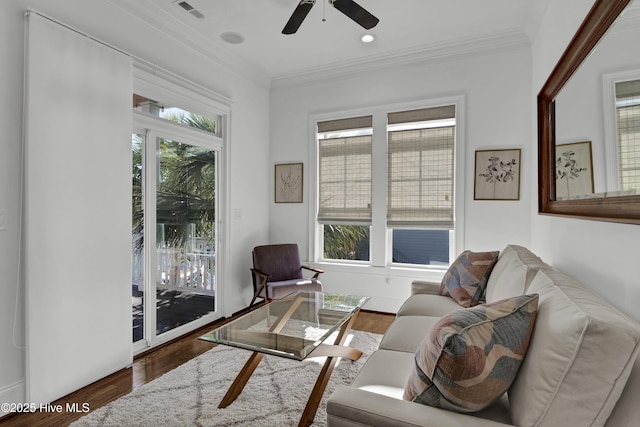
[70,330,382,427]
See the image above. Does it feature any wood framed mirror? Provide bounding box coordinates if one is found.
[538,0,640,224]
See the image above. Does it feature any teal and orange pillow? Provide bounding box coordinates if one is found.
[403,294,539,413]
[440,250,499,307]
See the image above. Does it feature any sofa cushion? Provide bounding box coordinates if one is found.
[340,349,513,425]
[440,250,499,307]
[604,354,640,427]
[509,270,640,427]
[485,244,551,303]
[396,294,462,318]
[404,294,539,413]
[379,316,442,353]
[351,348,417,399]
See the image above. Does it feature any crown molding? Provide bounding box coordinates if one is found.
[270,30,531,89]
[104,0,531,92]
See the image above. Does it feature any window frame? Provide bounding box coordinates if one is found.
[132,63,231,354]
[308,96,466,270]
[603,69,640,192]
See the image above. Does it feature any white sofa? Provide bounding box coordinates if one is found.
[327,245,640,426]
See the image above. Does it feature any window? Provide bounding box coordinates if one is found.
[615,80,640,192]
[317,116,372,261]
[392,229,450,265]
[387,106,455,266]
[314,100,462,267]
[133,94,219,136]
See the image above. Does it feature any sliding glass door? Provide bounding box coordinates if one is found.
[155,137,216,335]
[133,109,222,352]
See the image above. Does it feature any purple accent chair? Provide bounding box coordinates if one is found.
[250,243,323,307]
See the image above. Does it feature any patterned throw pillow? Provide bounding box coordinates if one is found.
[403,294,539,413]
[440,250,499,307]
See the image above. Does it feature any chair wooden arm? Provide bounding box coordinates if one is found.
[250,268,272,307]
[302,265,324,279]
[251,267,271,281]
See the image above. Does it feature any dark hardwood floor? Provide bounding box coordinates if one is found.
[0,309,395,427]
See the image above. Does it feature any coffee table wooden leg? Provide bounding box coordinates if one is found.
[219,351,264,408]
[219,295,304,409]
[298,310,360,427]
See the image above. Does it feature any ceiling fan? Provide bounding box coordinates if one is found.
[282,0,379,34]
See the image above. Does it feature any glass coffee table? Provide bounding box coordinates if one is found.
[200,291,369,427]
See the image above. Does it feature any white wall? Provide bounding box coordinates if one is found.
[0,2,26,410]
[0,0,270,410]
[270,44,533,312]
[531,0,640,321]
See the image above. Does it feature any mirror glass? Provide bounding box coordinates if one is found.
[553,0,640,201]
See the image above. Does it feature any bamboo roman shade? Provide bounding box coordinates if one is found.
[317,116,372,224]
[616,80,640,99]
[387,106,455,227]
[616,80,640,191]
[388,105,456,126]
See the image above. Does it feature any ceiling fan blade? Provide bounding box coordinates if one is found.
[331,0,379,30]
[282,0,316,34]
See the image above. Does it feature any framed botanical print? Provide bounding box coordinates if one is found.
[555,141,594,200]
[274,162,303,203]
[474,149,521,200]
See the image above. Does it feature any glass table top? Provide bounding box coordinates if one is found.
[200,291,369,360]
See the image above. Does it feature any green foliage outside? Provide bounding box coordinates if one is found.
[132,112,217,251]
[323,225,369,261]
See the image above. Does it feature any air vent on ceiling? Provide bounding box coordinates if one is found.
[176,1,204,19]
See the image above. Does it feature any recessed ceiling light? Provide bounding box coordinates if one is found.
[361,34,375,43]
[221,32,245,44]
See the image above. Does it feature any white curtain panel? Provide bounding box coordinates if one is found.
[24,11,133,404]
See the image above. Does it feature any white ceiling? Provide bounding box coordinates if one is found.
[111,0,549,82]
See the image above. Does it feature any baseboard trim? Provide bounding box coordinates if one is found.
[0,380,25,418]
